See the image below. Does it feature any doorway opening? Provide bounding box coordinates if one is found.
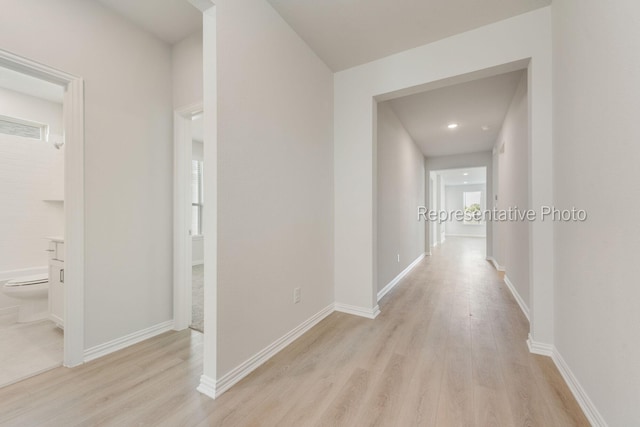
[430,167,488,257]
[173,103,204,333]
[0,49,85,382]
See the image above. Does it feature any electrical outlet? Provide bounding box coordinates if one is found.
[397,253,400,263]
[293,287,301,304]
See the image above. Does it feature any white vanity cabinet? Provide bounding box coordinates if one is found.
[47,238,64,328]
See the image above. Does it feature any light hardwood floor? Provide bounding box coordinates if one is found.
[0,314,62,388]
[0,237,588,426]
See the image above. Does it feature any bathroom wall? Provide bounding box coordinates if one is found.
[0,86,64,311]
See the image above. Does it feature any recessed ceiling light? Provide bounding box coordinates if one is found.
[447,123,458,129]
[481,125,490,131]
[464,181,468,184]
[463,172,469,176]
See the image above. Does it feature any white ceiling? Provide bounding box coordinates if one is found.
[96,0,202,44]
[387,70,524,158]
[436,167,486,186]
[0,67,63,103]
[266,0,550,71]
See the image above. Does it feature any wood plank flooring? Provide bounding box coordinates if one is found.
[0,237,589,426]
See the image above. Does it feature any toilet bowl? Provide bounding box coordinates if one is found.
[2,274,49,323]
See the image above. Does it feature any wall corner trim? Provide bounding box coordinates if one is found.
[526,334,553,356]
[552,349,609,427]
[197,374,217,399]
[377,253,426,302]
[527,335,608,426]
[486,256,505,272]
[83,320,174,362]
[213,303,335,398]
[503,275,530,321]
[334,303,380,319]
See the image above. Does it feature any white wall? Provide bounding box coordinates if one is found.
[334,8,553,342]
[376,102,425,292]
[0,87,64,310]
[0,0,174,349]
[445,184,486,237]
[553,1,640,425]
[172,30,203,109]
[215,0,334,376]
[493,74,529,307]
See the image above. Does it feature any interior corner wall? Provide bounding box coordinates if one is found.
[553,0,640,425]
[216,0,334,377]
[172,30,203,109]
[0,0,174,349]
[376,102,425,293]
[493,73,529,307]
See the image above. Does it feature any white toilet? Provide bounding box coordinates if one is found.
[2,274,49,323]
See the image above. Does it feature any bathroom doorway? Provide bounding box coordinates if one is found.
[173,103,204,333]
[0,51,84,385]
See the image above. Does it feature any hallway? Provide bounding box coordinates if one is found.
[0,238,587,426]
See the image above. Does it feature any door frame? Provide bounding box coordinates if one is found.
[173,102,203,331]
[0,48,85,367]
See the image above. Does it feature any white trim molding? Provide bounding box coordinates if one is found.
[173,102,204,332]
[197,374,216,399]
[334,303,380,319]
[486,256,506,272]
[527,334,553,357]
[552,349,608,427]
[526,335,608,426]
[84,320,173,362]
[503,275,530,321]
[377,253,426,301]
[209,303,334,398]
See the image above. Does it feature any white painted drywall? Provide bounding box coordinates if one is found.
[0,87,63,310]
[493,74,529,307]
[0,0,174,348]
[376,102,425,292]
[172,30,203,109]
[334,8,553,345]
[553,1,640,425]
[445,184,486,237]
[215,0,334,376]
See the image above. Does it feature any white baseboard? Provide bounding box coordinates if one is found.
[197,374,216,399]
[503,275,530,321]
[334,303,380,319]
[213,303,335,398]
[84,320,174,362]
[552,349,608,427]
[445,234,486,238]
[527,334,554,356]
[526,334,608,426]
[377,253,425,301]
[0,266,48,283]
[486,256,505,272]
